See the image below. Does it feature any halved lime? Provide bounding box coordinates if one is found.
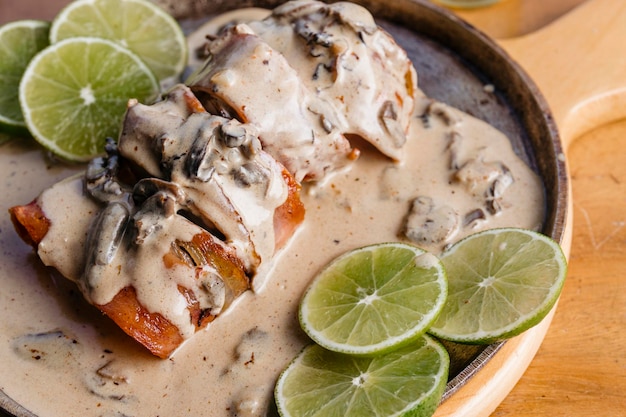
[19,37,159,161]
[50,0,187,81]
[429,228,567,344]
[299,242,447,356]
[0,20,50,136]
[275,335,449,417]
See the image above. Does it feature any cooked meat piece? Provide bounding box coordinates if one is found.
[187,0,417,181]
[187,25,357,182]
[10,191,248,358]
[249,0,418,159]
[9,85,305,358]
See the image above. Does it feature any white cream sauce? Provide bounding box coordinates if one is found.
[0,3,544,417]
[0,99,543,417]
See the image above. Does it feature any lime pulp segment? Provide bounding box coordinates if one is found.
[275,335,449,417]
[428,228,567,344]
[19,37,159,161]
[299,242,447,356]
[0,20,50,135]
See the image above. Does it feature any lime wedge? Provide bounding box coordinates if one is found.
[0,20,50,136]
[19,37,159,161]
[50,0,187,81]
[429,228,567,344]
[299,243,447,356]
[275,336,449,417]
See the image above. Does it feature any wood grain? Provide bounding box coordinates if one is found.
[491,116,626,417]
[458,1,626,415]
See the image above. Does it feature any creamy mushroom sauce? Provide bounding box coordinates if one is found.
[0,3,544,417]
[186,0,417,182]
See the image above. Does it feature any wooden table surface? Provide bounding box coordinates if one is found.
[455,1,626,416]
[1,0,625,416]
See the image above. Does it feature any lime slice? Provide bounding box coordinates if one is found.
[299,242,447,356]
[275,336,449,417]
[0,20,50,136]
[429,228,567,344]
[50,0,187,81]
[19,37,159,161]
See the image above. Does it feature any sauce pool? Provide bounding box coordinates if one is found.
[0,6,544,417]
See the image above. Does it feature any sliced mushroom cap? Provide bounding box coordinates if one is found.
[118,85,207,179]
[85,138,127,203]
[403,196,460,246]
[132,177,186,207]
[454,157,515,214]
[82,202,131,299]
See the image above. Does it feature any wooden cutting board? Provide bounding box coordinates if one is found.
[436,0,626,415]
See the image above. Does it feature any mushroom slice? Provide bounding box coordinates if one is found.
[453,158,515,214]
[82,202,131,296]
[118,85,207,179]
[403,196,460,247]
